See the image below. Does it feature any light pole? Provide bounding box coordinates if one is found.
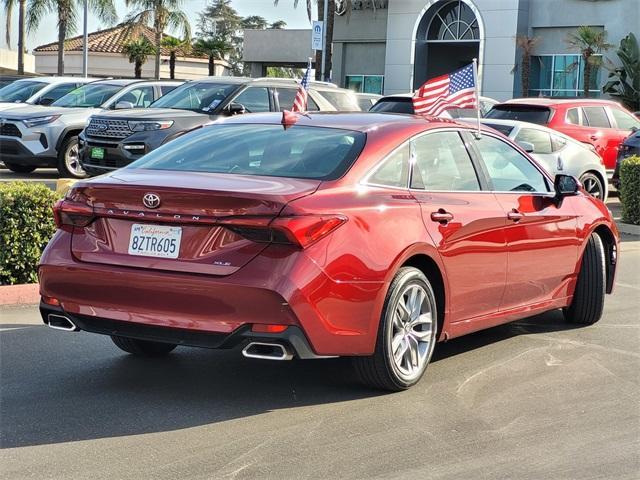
[320,0,328,82]
[82,0,88,77]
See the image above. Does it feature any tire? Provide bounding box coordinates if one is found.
[57,135,87,178]
[579,172,605,201]
[563,233,606,325]
[353,267,438,391]
[111,335,177,356]
[3,162,36,174]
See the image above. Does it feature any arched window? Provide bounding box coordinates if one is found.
[427,0,479,41]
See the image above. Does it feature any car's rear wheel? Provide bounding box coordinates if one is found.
[563,233,606,325]
[579,172,605,201]
[111,335,177,356]
[353,267,438,391]
[57,135,87,178]
[3,162,36,174]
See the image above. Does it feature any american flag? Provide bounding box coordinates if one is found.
[413,63,477,116]
[292,60,312,112]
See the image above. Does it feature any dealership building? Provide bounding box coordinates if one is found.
[244,0,638,101]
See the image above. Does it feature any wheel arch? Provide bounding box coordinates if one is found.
[55,128,83,153]
[590,223,617,294]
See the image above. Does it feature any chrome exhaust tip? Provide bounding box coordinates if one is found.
[242,342,293,361]
[47,314,79,332]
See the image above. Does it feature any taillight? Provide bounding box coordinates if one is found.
[53,199,95,229]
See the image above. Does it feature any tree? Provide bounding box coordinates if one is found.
[566,26,613,97]
[269,20,287,29]
[603,33,640,111]
[516,35,539,97]
[125,0,191,80]
[3,0,26,74]
[123,36,156,78]
[161,36,189,79]
[193,37,233,76]
[241,15,268,30]
[27,0,117,75]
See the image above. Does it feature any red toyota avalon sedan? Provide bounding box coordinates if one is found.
[39,113,619,391]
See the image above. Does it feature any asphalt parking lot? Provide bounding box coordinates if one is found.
[1,234,638,479]
[0,166,59,190]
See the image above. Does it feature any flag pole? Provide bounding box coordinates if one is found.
[472,58,481,138]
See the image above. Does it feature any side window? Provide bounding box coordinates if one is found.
[118,86,154,107]
[566,108,580,125]
[610,108,640,130]
[38,83,78,103]
[515,128,553,154]
[276,88,320,112]
[411,131,480,191]
[582,107,611,128]
[232,87,270,112]
[551,134,567,152]
[367,143,410,188]
[160,84,179,96]
[474,135,550,193]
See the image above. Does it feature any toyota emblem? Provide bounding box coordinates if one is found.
[143,192,161,209]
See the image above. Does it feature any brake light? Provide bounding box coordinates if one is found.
[251,324,288,333]
[53,199,95,229]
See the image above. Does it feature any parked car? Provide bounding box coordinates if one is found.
[40,112,619,391]
[0,76,98,111]
[612,128,640,190]
[0,74,29,89]
[369,93,498,118]
[0,79,181,177]
[355,92,382,111]
[79,77,358,176]
[486,98,640,173]
[476,118,608,200]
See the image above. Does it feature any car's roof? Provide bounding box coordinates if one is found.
[500,97,622,108]
[191,76,339,89]
[89,78,181,86]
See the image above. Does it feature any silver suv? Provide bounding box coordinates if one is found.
[0,79,181,177]
[0,76,98,112]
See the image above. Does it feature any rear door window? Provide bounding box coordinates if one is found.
[117,86,155,107]
[232,87,271,112]
[35,83,79,104]
[160,84,179,96]
[367,144,410,188]
[582,107,611,128]
[515,128,553,154]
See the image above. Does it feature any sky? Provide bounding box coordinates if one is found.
[0,0,312,51]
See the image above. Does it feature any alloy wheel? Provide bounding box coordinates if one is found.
[580,173,603,200]
[65,142,86,177]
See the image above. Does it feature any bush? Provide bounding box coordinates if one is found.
[620,155,640,225]
[0,182,60,285]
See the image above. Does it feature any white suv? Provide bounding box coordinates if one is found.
[0,76,98,111]
[0,79,181,177]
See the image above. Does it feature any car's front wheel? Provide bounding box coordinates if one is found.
[579,172,605,201]
[111,336,177,356]
[353,267,438,391]
[3,162,36,174]
[57,135,87,178]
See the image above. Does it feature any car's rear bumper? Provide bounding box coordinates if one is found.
[38,231,385,356]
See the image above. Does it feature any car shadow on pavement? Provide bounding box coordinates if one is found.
[0,308,582,449]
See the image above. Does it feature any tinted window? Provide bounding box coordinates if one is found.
[150,82,237,112]
[0,80,47,102]
[36,83,80,104]
[474,135,550,192]
[275,88,319,112]
[484,123,514,136]
[515,128,552,154]
[566,108,580,125]
[486,105,551,124]
[611,108,640,130]
[370,98,415,114]
[582,107,610,128]
[411,132,480,191]
[368,144,410,188]
[53,83,122,107]
[129,125,365,181]
[233,87,270,112]
[319,90,360,111]
[160,84,179,95]
[117,86,154,107]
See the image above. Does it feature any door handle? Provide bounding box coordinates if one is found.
[589,135,598,141]
[430,210,454,223]
[507,209,524,222]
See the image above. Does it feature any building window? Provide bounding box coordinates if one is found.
[345,75,384,95]
[529,54,601,97]
[426,0,479,41]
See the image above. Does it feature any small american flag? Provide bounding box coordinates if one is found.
[413,63,477,116]
[292,59,312,112]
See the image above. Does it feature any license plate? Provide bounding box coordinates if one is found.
[91,147,105,159]
[128,224,182,259]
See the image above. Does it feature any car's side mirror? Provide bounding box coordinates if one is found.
[38,97,55,106]
[554,174,579,205]
[517,141,535,153]
[226,102,245,116]
[115,101,135,110]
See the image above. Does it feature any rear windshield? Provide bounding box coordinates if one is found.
[369,98,415,114]
[0,80,46,102]
[319,90,361,111]
[150,82,237,113]
[484,123,515,136]
[53,83,122,108]
[486,105,551,124]
[128,124,366,180]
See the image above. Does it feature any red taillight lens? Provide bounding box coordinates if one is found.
[53,199,95,229]
[251,324,288,333]
[41,296,60,306]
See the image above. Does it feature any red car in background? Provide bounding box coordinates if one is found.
[487,98,640,172]
[39,113,619,391]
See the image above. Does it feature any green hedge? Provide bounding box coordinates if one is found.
[0,182,60,285]
[620,155,640,226]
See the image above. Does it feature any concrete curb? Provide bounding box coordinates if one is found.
[0,283,40,306]
[617,221,640,236]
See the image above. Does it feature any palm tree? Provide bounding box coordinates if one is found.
[27,0,117,75]
[269,20,287,29]
[125,0,191,80]
[161,36,189,79]
[516,35,539,97]
[193,37,232,76]
[123,36,156,78]
[566,26,613,97]
[3,0,26,74]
